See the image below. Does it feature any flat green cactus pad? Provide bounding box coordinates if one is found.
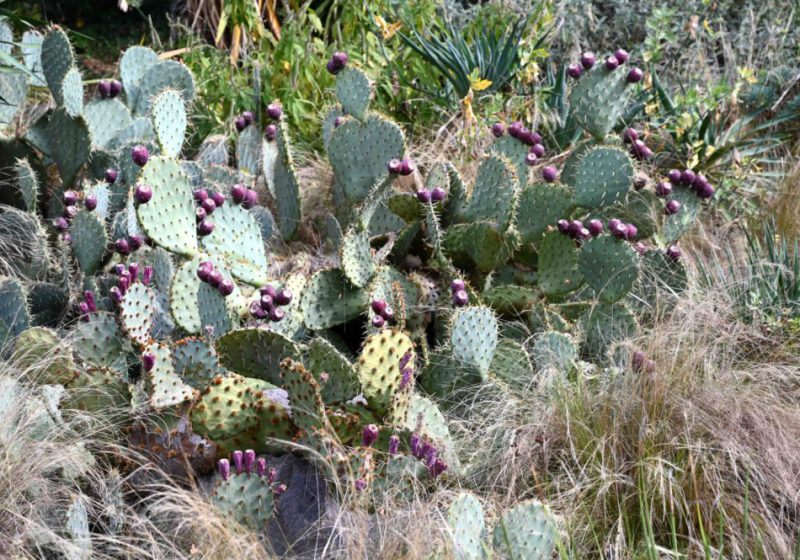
[308,337,359,404]
[172,337,222,388]
[578,234,639,303]
[481,284,539,315]
[21,30,46,87]
[386,193,424,223]
[569,146,633,209]
[152,89,186,158]
[537,231,583,296]
[356,327,415,419]
[405,394,459,470]
[61,67,83,118]
[0,72,29,129]
[300,269,364,330]
[443,222,514,273]
[492,500,557,560]
[211,472,275,531]
[489,339,533,390]
[109,117,155,150]
[322,107,345,151]
[0,277,29,347]
[328,114,404,204]
[13,158,37,213]
[236,124,262,176]
[340,224,375,288]
[463,155,519,231]
[450,306,498,381]
[136,156,197,256]
[491,134,530,186]
[72,313,123,366]
[281,357,325,433]
[13,327,78,385]
[84,181,110,220]
[44,109,92,187]
[516,183,575,243]
[170,256,234,336]
[532,331,577,374]
[120,282,156,346]
[216,328,299,386]
[448,492,486,560]
[262,118,301,240]
[200,202,268,286]
[570,63,631,140]
[138,246,174,294]
[580,302,638,362]
[66,366,131,414]
[120,46,159,110]
[661,185,701,243]
[336,67,371,119]
[134,60,195,115]
[269,273,307,340]
[190,373,264,442]
[70,210,107,275]
[144,342,197,409]
[41,27,75,106]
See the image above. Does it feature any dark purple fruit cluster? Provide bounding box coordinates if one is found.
[416,185,446,203]
[193,188,225,236]
[114,234,145,256]
[230,183,259,209]
[262,102,283,141]
[665,244,681,261]
[77,289,97,321]
[197,261,234,297]
[557,217,638,242]
[326,51,348,75]
[666,168,715,200]
[234,110,255,133]
[109,262,153,303]
[249,284,291,322]
[53,190,83,233]
[622,128,653,160]
[387,158,415,176]
[218,450,284,494]
[370,298,395,328]
[567,49,642,83]
[632,350,656,374]
[410,432,448,478]
[97,79,122,99]
[492,121,548,166]
[450,279,468,307]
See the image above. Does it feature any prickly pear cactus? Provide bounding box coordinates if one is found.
[448,493,487,560]
[492,500,557,559]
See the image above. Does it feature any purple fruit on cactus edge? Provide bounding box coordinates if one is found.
[567,63,583,79]
[371,314,385,328]
[431,186,446,202]
[195,207,207,222]
[243,449,256,474]
[605,55,619,70]
[193,188,209,202]
[508,121,523,138]
[63,190,79,206]
[211,191,226,207]
[115,264,127,276]
[259,293,273,310]
[654,181,672,197]
[451,279,466,292]
[568,219,584,238]
[104,168,118,184]
[84,195,97,211]
[354,478,367,492]
[614,48,630,63]
[664,199,682,215]
[399,159,416,176]
[608,218,622,230]
[667,169,682,184]
[530,143,546,157]
[696,182,715,199]
[265,124,277,142]
[624,223,638,240]
[580,51,596,69]
[128,263,140,281]
[325,59,338,74]
[388,435,400,456]
[218,278,235,297]
[255,458,267,478]
[129,234,145,250]
[491,123,506,137]
[142,266,153,286]
[525,152,538,166]
[622,128,638,143]
[334,116,344,128]
[109,80,122,97]
[84,290,96,312]
[231,184,247,204]
[63,205,78,220]
[134,184,153,204]
[109,286,122,303]
[267,102,282,120]
[197,261,214,282]
[198,219,215,236]
[627,67,644,83]
[638,145,654,160]
[234,116,246,132]
[117,275,130,295]
[331,51,348,71]
[243,189,258,209]
[632,350,645,371]
[268,307,285,322]
[260,284,277,299]
[633,242,647,255]
[371,299,387,315]
[242,111,254,126]
[530,131,543,144]
[98,80,111,98]
[218,458,230,481]
[201,197,217,215]
[542,166,558,183]
[232,450,244,474]
[556,219,571,234]
[250,301,267,319]
[115,238,130,255]
[362,424,379,447]
[665,244,682,261]
[611,222,628,239]
[429,457,448,478]
[78,301,90,318]
[142,352,155,372]
[131,145,149,166]
[275,289,293,306]
[382,306,395,322]
[518,130,537,146]
[577,227,591,241]
[453,289,469,307]
[387,158,403,174]
[409,433,423,458]
[416,189,432,203]
[587,219,604,236]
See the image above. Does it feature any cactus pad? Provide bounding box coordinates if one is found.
[61,67,83,118]
[281,357,325,433]
[216,328,299,386]
[172,337,222,388]
[72,313,122,366]
[190,374,264,443]
[481,284,539,315]
[532,331,577,374]
[570,146,633,209]
[200,202,268,286]
[14,327,78,385]
[170,257,233,336]
[578,234,639,302]
[308,337,359,404]
[450,306,497,379]
[268,273,307,340]
[152,89,186,158]
[236,124,262,176]
[463,155,519,230]
[300,269,364,330]
[356,328,415,418]
[66,366,131,414]
[120,282,155,346]
[537,231,583,296]
[491,134,530,186]
[661,185,700,243]
[570,63,631,140]
[444,222,513,273]
[341,224,375,288]
[492,500,556,559]
[263,118,301,240]
[580,302,637,362]
[41,27,75,106]
[336,67,371,119]
[448,492,486,560]
[14,158,38,213]
[489,339,533,390]
[211,471,275,530]
[70,210,107,275]
[119,46,159,109]
[134,60,195,115]
[516,183,575,243]
[145,342,197,409]
[45,109,92,187]
[0,277,29,346]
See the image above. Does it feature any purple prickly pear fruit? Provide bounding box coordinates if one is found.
[634,176,647,190]
[274,483,287,495]
[218,278,235,297]
[667,169,682,184]
[556,219,570,234]
[78,301,90,318]
[508,121,523,138]
[116,265,129,277]
[260,284,278,299]
[197,219,215,236]
[242,111,254,126]
[267,102,282,120]
[63,190,79,206]
[431,186,446,202]
[84,290,96,312]
[104,168,118,184]
[211,191,225,207]
[84,195,97,211]
[587,219,604,236]
[201,197,217,215]
[255,458,267,478]
[371,314,385,329]
[453,289,469,307]
[580,52,596,69]
[530,131,543,144]
[491,123,506,137]
[268,467,277,484]
[644,359,656,374]
[134,184,153,204]
[98,80,111,98]
[568,220,584,237]
[354,478,367,492]
[614,48,630,63]
[530,143,546,157]
[416,189,432,203]
[243,449,256,474]
[110,286,122,303]
[632,350,645,371]
[371,299,387,315]
[611,222,628,239]
[334,116,344,128]
[195,206,207,222]
[208,269,223,288]
[331,51,348,71]
[518,130,537,146]
[109,80,122,97]
[655,181,672,197]
[399,159,416,176]
[115,238,130,255]
[362,424,379,447]
[232,450,244,475]
[268,307,285,322]
[63,205,78,221]
[234,116,246,132]
[131,145,149,166]
[633,242,646,255]
[325,58,339,74]
[567,63,582,79]
[142,266,153,286]
[265,124,277,142]
[622,128,638,143]
[696,182,715,199]
[388,435,400,456]
[409,433,422,458]
[243,189,258,209]
[387,159,403,174]
[128,263,140,281]
[421,441,436,467]
[381,306,394,322]
[525,152,538,166]
[624,223,638,240]
[626,67,644,83]
[577,227,591,241]
[128,234,144,251]
[117,275,130,295]
[250,300,267,319]
[218,458,230,481]
[142,352,155,372]
[542,166,558,183]
[429,457,448,478]
[63,235,71,246]
[664,199,681,215]
[197,261,214,282]
[230,184,247,204]
[193,189,209,202]
[665,245,682,261]
[605,55,619,70]
[638,145,653,160]
[451,279,466,292]
[608,218,622,231]
[275,289,293,306]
